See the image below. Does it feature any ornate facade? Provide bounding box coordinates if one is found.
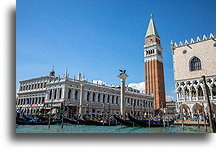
[171,33,216,118]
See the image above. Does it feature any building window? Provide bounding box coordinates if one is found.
[42,97,45,103]
[75,90,78,100]
[116,97,119,105]
[68,89,71,99]
[198,86,203,97]
[59,88,62,99]
[111,96,114,104]
[190,57,201,71]
[87,92,90,101]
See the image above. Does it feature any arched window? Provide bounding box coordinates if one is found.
[198,86,203,97]
[87,92,90,101]
[59,88,62,99]
[190,57,201,71]
[68,89,71,99]
[75,90,78,100]
[112,96,114,104]
[49,90,52,100]
[116,97,119,105]
[92,93,95,102]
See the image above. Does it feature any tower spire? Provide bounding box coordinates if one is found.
[145,14,159,38]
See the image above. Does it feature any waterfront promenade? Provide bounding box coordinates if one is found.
[174,120,207,126]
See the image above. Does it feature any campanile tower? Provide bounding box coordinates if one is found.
[144,14,166,110]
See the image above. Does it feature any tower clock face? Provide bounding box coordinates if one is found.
[148,39,153,44]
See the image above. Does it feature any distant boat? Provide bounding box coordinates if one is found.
[128,114,174,127]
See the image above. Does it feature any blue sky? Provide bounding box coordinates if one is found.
[16,0,216,99]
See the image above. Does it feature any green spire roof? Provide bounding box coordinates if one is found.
[145,14,160,38]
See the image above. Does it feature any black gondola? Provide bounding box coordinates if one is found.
[128,114,174,127]
[63,117,79,124]
[83,116,119,126]
[75,118,93,125]
[113,115,136,127]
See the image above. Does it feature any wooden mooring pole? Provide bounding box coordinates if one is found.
[202,103,208,132]
[202,76,215,133]
[181,102,184,130]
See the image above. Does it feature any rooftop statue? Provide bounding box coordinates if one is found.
[119,69,126,75]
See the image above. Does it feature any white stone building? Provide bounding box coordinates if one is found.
[17,70,154,117]
[171,33,216,118]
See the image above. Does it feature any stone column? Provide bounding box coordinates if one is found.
[195,88,199,101]
[189,88,192,101]
[51,89,54,100]
[71,89,75,101]
[95,93,98,103]
[90,92,93,102]
[105,94,108,104]
[118,73,128,118]
[209,87,213,100]
[182,89,186,101]
[56,88,59,99]
[79,81,85,118]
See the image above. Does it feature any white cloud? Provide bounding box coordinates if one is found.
[166,95,176,101]
[128,82,145,92]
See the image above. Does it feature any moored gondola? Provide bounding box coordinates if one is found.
[113,115,136,127]
[128,114,174,127]
[83,116,119,126]
[63,117,79,124]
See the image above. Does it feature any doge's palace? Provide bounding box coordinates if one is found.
[171,33,216,118]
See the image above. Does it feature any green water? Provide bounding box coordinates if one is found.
[16,124,210,133]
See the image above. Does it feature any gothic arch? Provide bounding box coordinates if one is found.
[191,86,196,97]
[192,103,203,114]
[184,87,190,100]
[179,104,191,114]
[197,85,203,97]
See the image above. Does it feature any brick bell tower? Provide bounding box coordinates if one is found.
[144,14,166,111]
